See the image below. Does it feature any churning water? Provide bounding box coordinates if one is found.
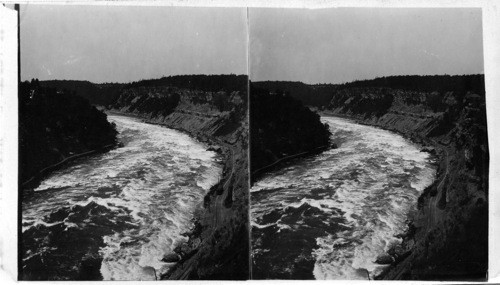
[22,115,222,280]
[251,116,436,279]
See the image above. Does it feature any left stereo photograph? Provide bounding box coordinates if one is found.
[17,5,249,280]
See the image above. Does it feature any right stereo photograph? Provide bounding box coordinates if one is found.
[249,8,488,280]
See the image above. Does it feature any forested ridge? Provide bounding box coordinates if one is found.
[254,74,485,108]
[252,81,337,107]
[128,74,248,92]
[40,80,123,106]
[337,74,485,94]
[40,74,248,107]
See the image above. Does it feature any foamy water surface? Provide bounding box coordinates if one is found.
[251,116,436,279]
[22,115,222,280]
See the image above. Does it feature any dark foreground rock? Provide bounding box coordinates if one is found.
[375,254,395,265]
[161,253,181,263]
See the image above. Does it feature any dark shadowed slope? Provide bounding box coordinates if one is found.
[19,80,118,189]
[250,84,331,182]
[40,80,123,107]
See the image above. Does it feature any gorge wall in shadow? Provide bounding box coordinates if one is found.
[249,84,332,182]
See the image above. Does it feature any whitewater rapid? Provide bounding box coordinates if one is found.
[251,116,436,279]
[22,115,222,280]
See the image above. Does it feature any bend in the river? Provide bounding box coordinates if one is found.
[251,116,437,279]
[22,115,223,280]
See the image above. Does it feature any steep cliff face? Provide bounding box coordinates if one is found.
[324,83,488,280]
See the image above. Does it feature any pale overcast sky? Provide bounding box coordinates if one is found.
[250,8,484,84]
[21,7,483,85]
[21,5,248,83]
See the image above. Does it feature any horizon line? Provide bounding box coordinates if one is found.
[251,73,485,85]
[23,72,484,86]
[21,73,249,85]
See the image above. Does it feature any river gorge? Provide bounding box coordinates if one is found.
[251,116,437,279]
[21,115,223,280]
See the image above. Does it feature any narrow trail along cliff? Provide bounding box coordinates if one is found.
[212,144,236,235]
[425,140,449,230]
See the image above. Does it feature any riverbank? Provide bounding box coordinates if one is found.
[319,112,442,278]
[319,109,488,280]
[251,144,331,182]
[21,143,117,193]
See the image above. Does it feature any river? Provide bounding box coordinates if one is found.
[21,114,223,280]
[251,116,437,279]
